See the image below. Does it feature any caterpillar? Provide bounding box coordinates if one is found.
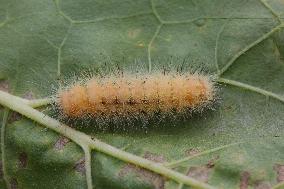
[56,72,215,121]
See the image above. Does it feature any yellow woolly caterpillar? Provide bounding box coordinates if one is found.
[55,71,216,126]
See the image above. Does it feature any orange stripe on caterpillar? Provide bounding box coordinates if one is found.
[57,73,215,118]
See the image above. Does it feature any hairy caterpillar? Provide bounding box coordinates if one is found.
[56,72,215,122]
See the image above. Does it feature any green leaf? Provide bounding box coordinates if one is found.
[0,0,284,189]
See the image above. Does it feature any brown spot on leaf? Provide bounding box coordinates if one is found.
[54,136,70,150]
[274,164,284,183]
[8,112,22,123]
[143,151,166,163]
[118,163,165,189]
[23,91,35,100]
[240,171,250,189]
[187,166,211,183]
[254,181,271,189]
[118,152,166,189]
[185,148,200,156]
[74,157,85,175]
[18,152,28,169]
[10,178,18,189]
[206,155,219,168]
[127,28,141,39]
[186,156,218,183]
[0,80,10,92]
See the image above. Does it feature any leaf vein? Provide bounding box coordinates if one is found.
[218,78,284,103]
[72,12,154,24]
[162,17,275,25]
[148,23,163,73]
[218,23,284,76]
[1,109,10,188]
[214,21,228,74]
[54,0,73,23]
[258,0,282,24]
[165,142,241,168]
[150,0,163,23]
[57,23,73,77]
[83,146,93,189]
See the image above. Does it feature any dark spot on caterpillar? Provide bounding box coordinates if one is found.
[101,97,107,105]
[141,99,149,104]
[114,97,120,104]
[128,98,136,105]
[140,110,147,115]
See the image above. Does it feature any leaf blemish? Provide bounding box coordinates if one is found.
[10,178,18,189]
[74,157,85,176]
[22,91,35,100]
[254,181,271,189]
[184,148,200,156]
[143,151,166,163]
[273,164,284,183]
[187,166,211,183]
[0,80,9,92]
[240,171,250,189]
[206,155,219,168]
[54,136,70,151]
[8,112,22,123]
[18,152,28,169]
[118,163,165,189]
[186,156,219,183]
[127,28,141,39]
[118,152,166,189]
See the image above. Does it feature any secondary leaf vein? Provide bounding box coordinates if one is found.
[150,0,163,23]
[218,23,284,76]
[148,24,163,73]
[218,78,284,103]
[258,0,282,24]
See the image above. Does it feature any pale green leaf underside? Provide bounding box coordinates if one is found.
[0,0,284,189]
